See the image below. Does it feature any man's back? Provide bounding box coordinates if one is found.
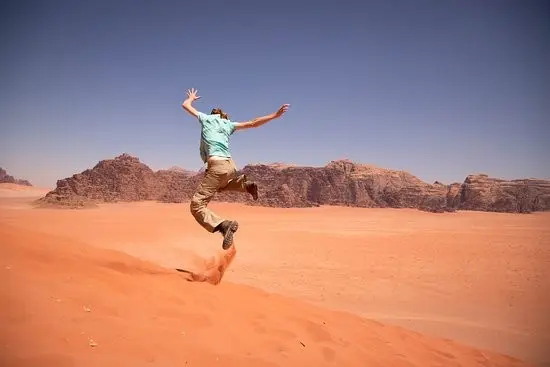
[197,112,237,162]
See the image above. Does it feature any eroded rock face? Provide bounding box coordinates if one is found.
[459,174,550,213]
[37,154,550,213]
[213,160,455,212]
[156,168,199,204]
[38,154,163,208]
[0,167,32,186]
[41,153,159,205]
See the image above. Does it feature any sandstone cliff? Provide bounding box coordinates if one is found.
[36,154,550,213]
[0,167,32,186]
[459,174,550,213]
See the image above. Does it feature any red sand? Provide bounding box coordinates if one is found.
[1,187,548,366]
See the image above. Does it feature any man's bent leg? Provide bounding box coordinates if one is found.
[190,169,224,232]
[218,159,259,200]
[220,173,248,192]
[190,159,240,249]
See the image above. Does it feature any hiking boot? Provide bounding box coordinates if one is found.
[215,220,239,250]
[246,182,259,201]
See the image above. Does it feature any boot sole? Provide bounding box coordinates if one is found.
[222,221,239,250]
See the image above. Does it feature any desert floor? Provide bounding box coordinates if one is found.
[1,183,549,366]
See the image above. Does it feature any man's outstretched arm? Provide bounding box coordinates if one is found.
[234,104,290,131]
[181,88,201,118]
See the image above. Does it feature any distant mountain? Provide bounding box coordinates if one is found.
[0,167,32,186]
[36,153,550,213]
[164,166,196,175]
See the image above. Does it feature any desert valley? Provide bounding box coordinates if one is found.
[1,156,549,367]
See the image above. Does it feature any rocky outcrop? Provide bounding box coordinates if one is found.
[36,154,199,208]
[165,166,197,175]
[38,154,158,207]
[155,168,199,204]
[37,154,550,213]
[459,174,550,213]
[212,160,456,212]
[0,167,32,186]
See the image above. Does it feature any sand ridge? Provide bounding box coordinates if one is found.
[0,222,531,366]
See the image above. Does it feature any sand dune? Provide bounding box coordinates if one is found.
[0,183,50,198]
[0,222,531,366]
[0,193,548,366]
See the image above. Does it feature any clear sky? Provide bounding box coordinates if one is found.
[1,0,548,187]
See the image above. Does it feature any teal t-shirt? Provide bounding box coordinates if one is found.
[197,112,237,163]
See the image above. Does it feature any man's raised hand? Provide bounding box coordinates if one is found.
[275,104,290,117]
[186,88,201,101]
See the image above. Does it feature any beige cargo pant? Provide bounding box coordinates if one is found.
[190,158,248,232]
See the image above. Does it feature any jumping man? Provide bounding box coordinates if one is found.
[181,88,290,250]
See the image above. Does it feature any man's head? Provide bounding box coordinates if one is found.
[211,108,229,120]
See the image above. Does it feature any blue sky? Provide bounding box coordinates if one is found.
[1,0,548,187]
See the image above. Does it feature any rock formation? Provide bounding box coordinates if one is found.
[36,154,550,213]
[213,160,457,212]
[0,167,32,186]
[35,154,158,207]
[459,174,550,213]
